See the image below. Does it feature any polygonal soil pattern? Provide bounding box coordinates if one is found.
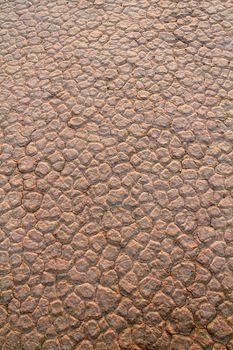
[0,0,233,349]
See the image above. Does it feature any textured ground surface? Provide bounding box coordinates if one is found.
[0,0,233,349]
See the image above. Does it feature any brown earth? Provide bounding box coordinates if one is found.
[0,0,233,349]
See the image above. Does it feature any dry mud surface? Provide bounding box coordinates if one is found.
[0,0,233,349]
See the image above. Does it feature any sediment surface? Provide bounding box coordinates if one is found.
[0,0,233,349]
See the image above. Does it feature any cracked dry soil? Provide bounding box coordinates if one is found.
[0,0,233,349]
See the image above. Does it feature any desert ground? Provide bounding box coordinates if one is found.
[0,0,232,349]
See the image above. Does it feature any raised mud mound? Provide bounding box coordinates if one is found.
[0,0,233,349]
